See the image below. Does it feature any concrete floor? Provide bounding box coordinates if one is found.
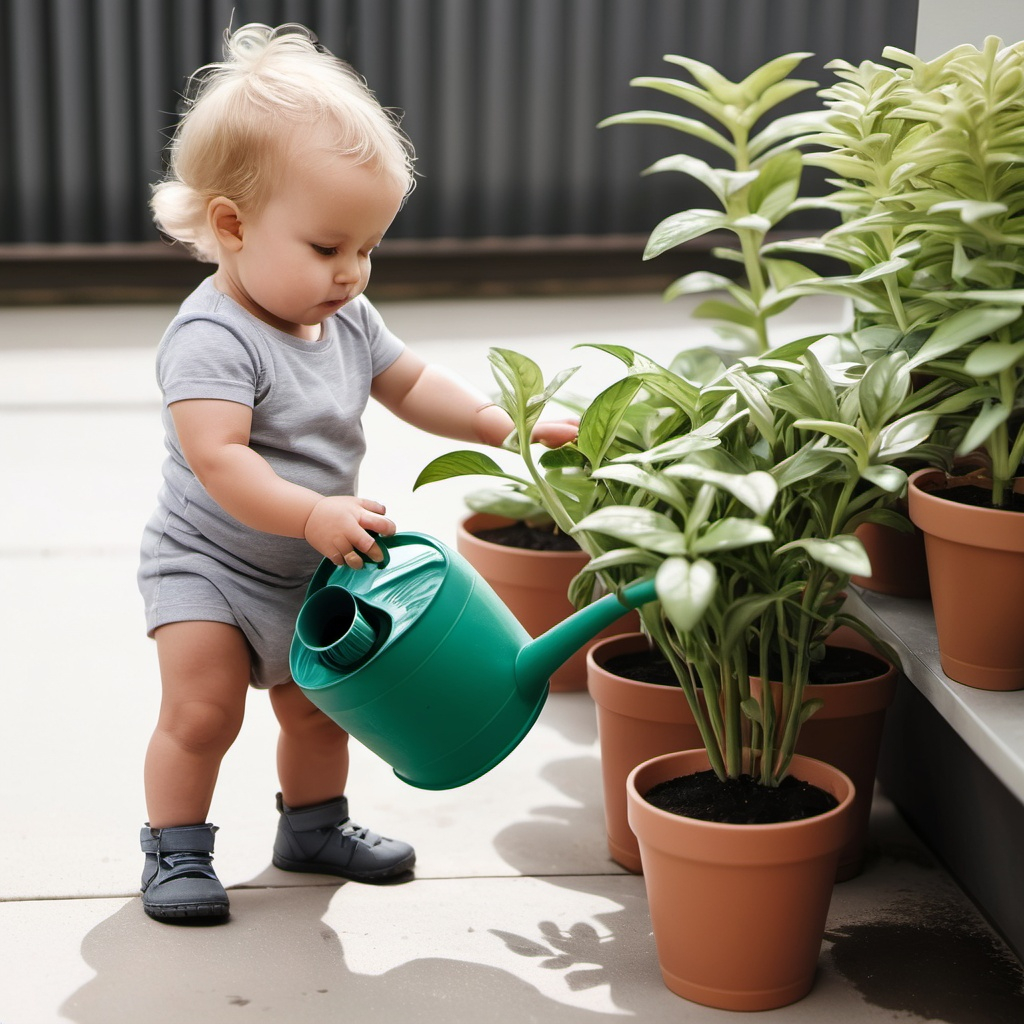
[1,291,1022,1023]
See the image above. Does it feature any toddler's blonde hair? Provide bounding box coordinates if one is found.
[151,23,416,262]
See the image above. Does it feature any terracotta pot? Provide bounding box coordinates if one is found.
[908,468,1024,690]
[627,749,854,1011]
[852,515,930,598]
[458,513,639,692]
[751,628,897,881]
[586,634,704,872]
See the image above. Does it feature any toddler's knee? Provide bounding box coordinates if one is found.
[161,698,242,757]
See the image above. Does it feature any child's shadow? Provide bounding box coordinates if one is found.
[60,873,632,1024]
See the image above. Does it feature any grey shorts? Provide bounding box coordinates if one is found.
[138,520,314,689]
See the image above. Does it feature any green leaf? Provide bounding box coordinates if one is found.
[597,111,734,156]
[799,699,825,724]
[465,489,546,521]
[741,698,763,725]
[645,210,731,259]
[860,464,908,492]
[573,507,689,555]
[908,306,1024,369]
[590,463,686,508]
[691,518,774,554]
[662,270,735,301]
[957,401,1011,453]
[792,418,869,461]
[666,464,778,516]
[582,547,662,573]
[577,376,646,468]
[656,557,718,633]
[964,340,1024,377]
[874,414,936,460]
[779,535,871,576]
[414,450,514,490]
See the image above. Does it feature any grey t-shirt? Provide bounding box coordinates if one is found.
[139,277,405,681]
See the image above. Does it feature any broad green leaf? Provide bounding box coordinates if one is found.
[590,463,686,508]
[612,431,721,464]
[577,376,646,468]
[908,306,1024,368]
[656,557,718,633]
[691,519,774,554]
[799,699,825,724]
[662,270,735,302]
[662,54,743,104]
[860,362,915,431]
[874,413,936,460]
[667,464,778,515]
[645,210,731,259]
[582,547,662,573]
[957,401,1011,454]
[643,154,757,200]
[465,489,547,521]
[414,450,515,489]
[860,464,909,492]
[741,698,763,726]
[573,507,690,555]
[597,111,734,156]
[779,534,871,576]
[964,340,1024,377]
[792,418,869,460]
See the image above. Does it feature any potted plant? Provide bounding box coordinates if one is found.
[780,37,1024,688]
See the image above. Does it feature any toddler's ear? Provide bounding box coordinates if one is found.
[208,198,244,252]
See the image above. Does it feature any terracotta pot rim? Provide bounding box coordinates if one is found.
[458,513,588,562]
[627,749,855,836]
[907,468,1024,552]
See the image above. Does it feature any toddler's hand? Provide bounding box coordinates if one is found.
[303,496,396,567]
[530,417,580,448]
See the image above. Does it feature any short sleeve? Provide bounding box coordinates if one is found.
[157,314,262,408]
[343,296,405,376]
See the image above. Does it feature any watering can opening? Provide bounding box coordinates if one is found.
[294,585,392,672]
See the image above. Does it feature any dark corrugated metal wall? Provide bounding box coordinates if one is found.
[0,0,919,245]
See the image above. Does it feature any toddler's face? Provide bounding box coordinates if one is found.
[222,146,405,339]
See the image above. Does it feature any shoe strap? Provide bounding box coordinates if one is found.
[278,794,349,831]
[140,823,218,855]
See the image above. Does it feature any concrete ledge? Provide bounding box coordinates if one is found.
[853,588,1024,959]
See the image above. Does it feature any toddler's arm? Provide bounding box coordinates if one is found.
[372,350,578,448]
[169,397,393,564]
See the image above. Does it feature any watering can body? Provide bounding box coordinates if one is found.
[290,532,656,790]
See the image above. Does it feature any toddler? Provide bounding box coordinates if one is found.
[138,23,576,921]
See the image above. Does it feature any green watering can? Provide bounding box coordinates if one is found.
[289,532,658,790]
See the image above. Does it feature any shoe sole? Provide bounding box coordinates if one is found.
[272,851,415,882]
[143,900,230,920]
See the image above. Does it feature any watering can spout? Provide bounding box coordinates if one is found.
[514,577,659,698]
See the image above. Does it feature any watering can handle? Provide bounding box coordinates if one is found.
[355,530,434,571]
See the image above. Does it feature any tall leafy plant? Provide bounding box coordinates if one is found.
[777,38,1024,505]
[599,52,828,354]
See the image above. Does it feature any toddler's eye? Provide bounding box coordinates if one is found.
[311,244,337,256]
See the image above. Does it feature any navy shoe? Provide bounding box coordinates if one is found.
[140,823,230,920]
[273,793,415,882]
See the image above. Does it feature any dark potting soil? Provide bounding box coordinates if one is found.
[605,645,886,688]
[938,485,1024,513]
[645,769,838,825]
[474,522,581,552]
[751,645,888,685]
[603,649,677,686]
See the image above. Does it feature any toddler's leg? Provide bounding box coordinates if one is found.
[269,680,350,807]
[144,620,250,827]
[269,681,415,882]
[140,620,249,920]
